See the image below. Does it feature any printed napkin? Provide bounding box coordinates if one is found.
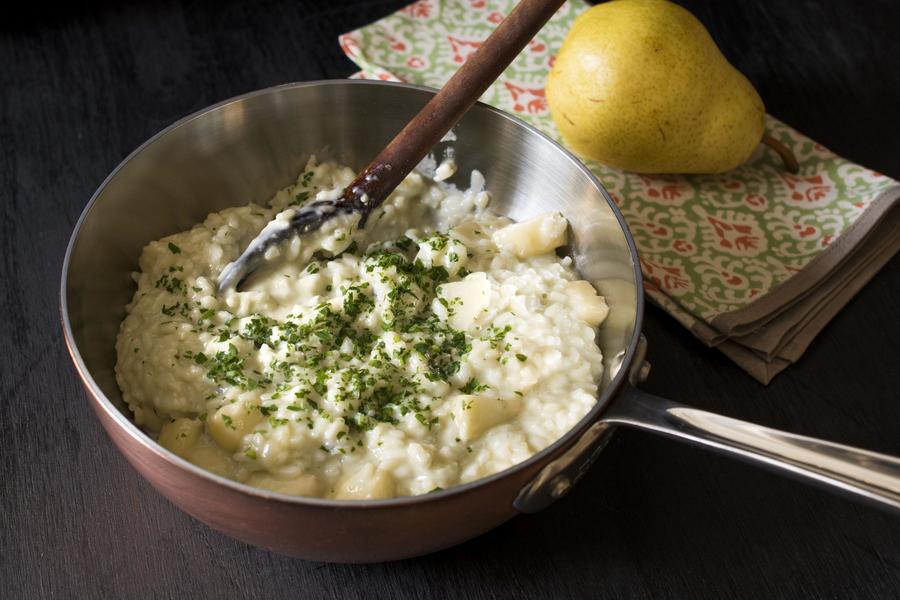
[339,0,900,383]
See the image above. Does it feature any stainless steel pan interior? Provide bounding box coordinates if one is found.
[61,81,900,562]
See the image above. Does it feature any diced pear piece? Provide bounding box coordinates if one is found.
[437,272,490,330]
[492,212,568,258]
[452,394,521,442]
[185,436,233,477]
[335,464,395,500]
[207,400,263,453]
[158,418,203,459]
[249,473,321,497]
[566,280,610,327]
[595,278,637,335]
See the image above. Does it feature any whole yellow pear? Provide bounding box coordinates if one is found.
[546,0,766,174]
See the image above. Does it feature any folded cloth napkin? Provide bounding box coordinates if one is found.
[339,0,900,383]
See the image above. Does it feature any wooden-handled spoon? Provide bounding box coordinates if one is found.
[218,0,566,292]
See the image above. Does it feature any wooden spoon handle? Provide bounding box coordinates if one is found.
[343,0,566,212]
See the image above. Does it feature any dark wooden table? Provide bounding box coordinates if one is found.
[2,1,899,598]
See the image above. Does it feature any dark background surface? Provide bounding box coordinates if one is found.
[2,0,899,598]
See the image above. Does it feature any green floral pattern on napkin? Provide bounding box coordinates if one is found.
[340,0,897,325]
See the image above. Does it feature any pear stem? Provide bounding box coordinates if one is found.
[761,134,800,174]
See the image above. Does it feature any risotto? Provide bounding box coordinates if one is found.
[115,158,609,499]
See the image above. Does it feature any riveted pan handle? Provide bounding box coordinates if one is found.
[516,384,900,513]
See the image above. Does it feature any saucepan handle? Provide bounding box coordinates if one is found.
[516,385,900,513]
[605,386,900,512]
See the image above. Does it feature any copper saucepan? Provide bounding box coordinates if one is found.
[61,80,900,562]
